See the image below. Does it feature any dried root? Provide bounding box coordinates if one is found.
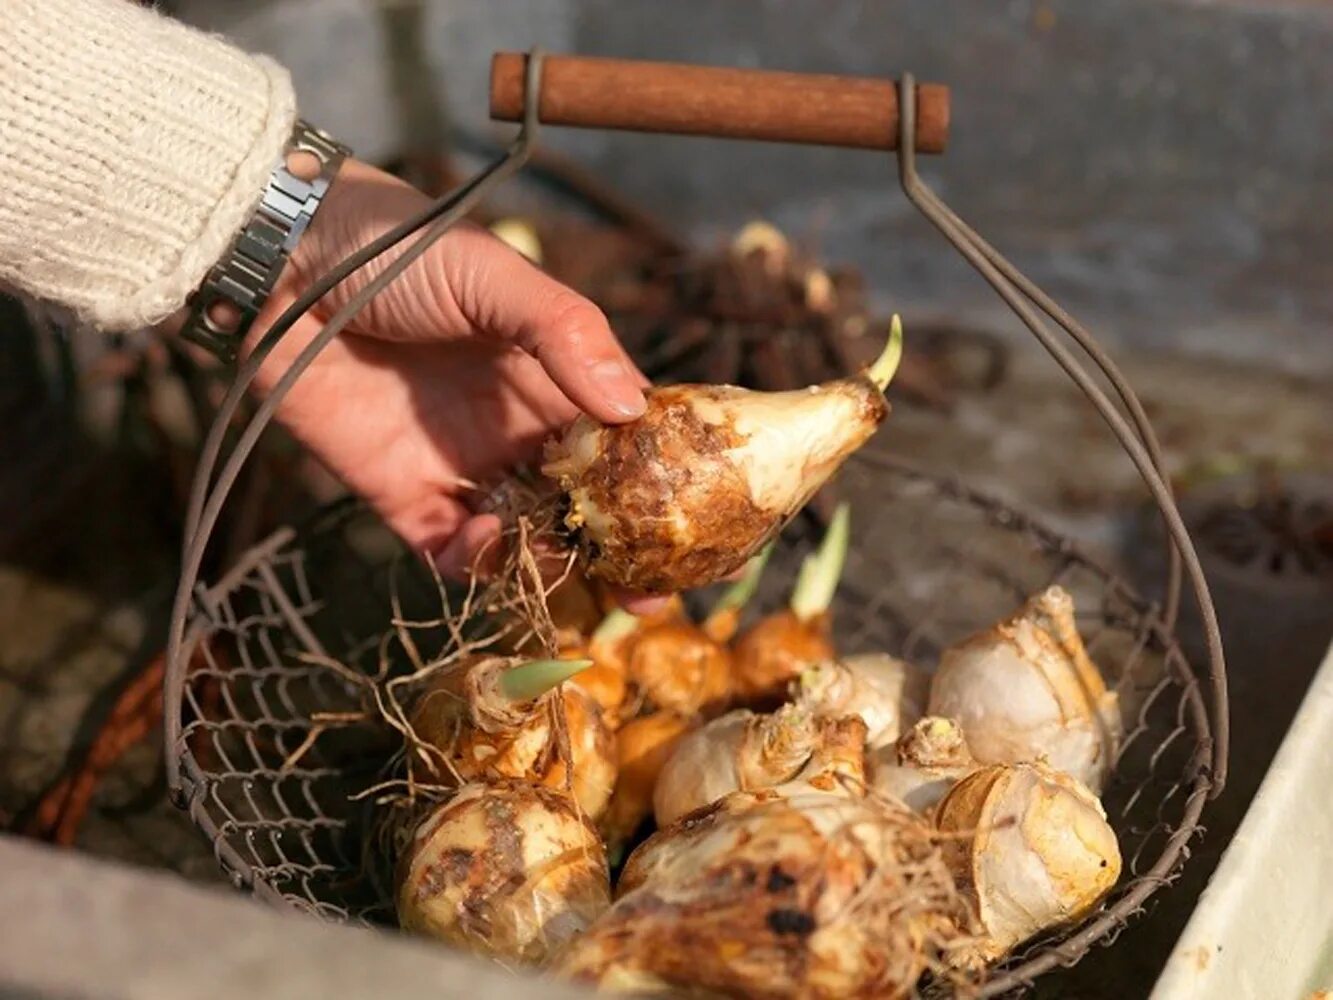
[316,541,621,971]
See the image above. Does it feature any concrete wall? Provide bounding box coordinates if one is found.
[175,0,1333,375]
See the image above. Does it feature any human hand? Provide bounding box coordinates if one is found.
[245,158,667,612]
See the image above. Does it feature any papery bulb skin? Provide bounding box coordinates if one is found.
[543,379,888,593]
[407,657,616,819]
[562,649,629,724]
[541,686,618,820]
[561,607,656,727]
[405,656,539,788]
[872,716,978,815]
[560,629,630,725]
[799,652,930,750]
[929,586,1122,792]
[396,781,610,964]
[934,762,1122,964]
[652,705,819,827]
[651,708,870,828]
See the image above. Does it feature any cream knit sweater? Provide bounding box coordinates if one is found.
[0,0,296,330]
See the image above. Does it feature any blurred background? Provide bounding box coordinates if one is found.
[187,0,1333,372]
[2,1,1331,995]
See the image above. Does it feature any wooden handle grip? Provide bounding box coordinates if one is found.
[490,52,949,153]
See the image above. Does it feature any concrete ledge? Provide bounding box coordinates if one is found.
[0,835,585,1000]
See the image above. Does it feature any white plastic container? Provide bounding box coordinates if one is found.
[1152,641,1333,1000]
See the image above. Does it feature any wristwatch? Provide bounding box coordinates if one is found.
[180,120,351,363]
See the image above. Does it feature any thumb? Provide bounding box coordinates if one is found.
[296,160,647,424]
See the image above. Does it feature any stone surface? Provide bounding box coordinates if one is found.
[0,834,588,1000]
[0,295,218,879]
[178,0,1333,373]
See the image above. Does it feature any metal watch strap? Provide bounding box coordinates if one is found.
[181,120,351,363]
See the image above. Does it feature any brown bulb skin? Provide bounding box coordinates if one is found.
[396,780,610,965]
[732,610,834,707]
[627,622,732,718]
[544,382,887,594]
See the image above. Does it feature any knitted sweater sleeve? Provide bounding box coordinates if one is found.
[0,0,297,330]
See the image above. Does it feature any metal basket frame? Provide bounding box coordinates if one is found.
[165,50,1229,996]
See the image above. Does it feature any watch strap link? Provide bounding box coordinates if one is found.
[181,120,350,363]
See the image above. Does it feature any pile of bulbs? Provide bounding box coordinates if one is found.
[393,552,1124,994]
[385,230,1123,996]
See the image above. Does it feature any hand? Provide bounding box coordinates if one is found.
[245,159,666,612]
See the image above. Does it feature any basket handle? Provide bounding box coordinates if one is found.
[490,51,949,152]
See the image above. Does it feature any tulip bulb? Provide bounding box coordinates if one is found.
[542,323,902,593]
[928,586,1122,792]
[653,707,870,827]
[625,619,732,719]
[798,651,930,750]
[544,686,618,820]
[396,780,609,964]
[872,716,977,815]
[560,649,628,724]
[652,705,813,827]
[407,656,616,819]
[732,609,834,705]
[560,608,641,724]
[934,763,1122,964]
[732,505,851,704]
[557,760,968,998]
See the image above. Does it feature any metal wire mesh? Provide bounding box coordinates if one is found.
[166,449,1212,992]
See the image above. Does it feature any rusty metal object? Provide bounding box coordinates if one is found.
[21,643,226,849]
[23,655,165,847]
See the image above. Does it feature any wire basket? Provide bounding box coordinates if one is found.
[165,51,1227,996]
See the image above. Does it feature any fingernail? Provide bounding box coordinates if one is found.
[621,593,672,616]
[587,360,647,418]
